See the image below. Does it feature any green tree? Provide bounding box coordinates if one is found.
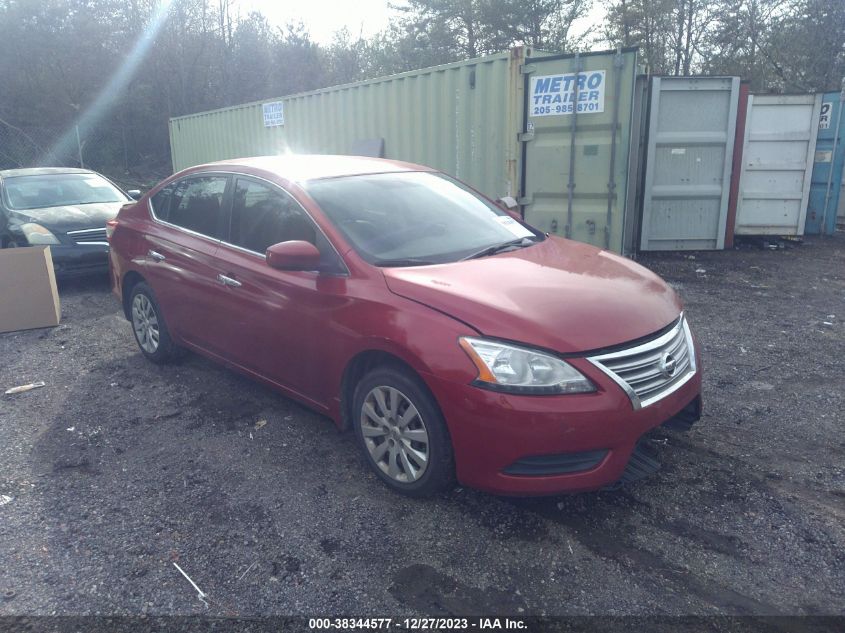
[765,0,845,91]
[271,21,327,96]
[603,0,675,73]
[484,0,592,51]
[701,0,789,89]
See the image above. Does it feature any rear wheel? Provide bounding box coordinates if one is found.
[353,365,455,496]
[129,281,179,364]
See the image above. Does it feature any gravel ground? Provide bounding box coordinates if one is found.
[0,235,843,618]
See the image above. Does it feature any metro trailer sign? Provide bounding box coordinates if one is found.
[530,70,606,116]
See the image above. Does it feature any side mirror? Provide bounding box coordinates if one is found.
[266,240,321,271]
[127,189,142,200]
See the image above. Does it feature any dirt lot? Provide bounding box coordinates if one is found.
[0,235,843,618]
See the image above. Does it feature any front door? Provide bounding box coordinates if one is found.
[210,176,348,406]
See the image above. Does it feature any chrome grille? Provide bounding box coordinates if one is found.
[587,315,696,410]
[67,228,108,244]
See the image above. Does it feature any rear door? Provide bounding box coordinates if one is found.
[211,176,348,404]
[141,174,231,353]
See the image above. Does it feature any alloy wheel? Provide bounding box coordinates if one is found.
[131,293,160,354]
[360,385,430,483]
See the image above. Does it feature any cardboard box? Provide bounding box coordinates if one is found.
[0,246,61,334]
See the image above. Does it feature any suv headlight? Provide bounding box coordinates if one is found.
[20,223,60,245]
[459,337,596,395]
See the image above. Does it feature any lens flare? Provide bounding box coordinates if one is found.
[41,0,175,166]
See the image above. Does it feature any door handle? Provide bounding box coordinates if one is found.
[147,250,165,262]
[217,273,242,288]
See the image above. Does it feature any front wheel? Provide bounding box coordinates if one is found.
[352,365,455,496]
[129,281,179,364]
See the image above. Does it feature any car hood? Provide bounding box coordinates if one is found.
[382,236,682,354]
[10,202,124,232]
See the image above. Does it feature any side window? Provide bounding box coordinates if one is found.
[229,178,343,273]
[150,184,173,220]
[230,179,318,252]
[165,176,228,238]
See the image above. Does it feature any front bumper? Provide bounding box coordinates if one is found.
[48,244,109,277]
[423,358,703,496]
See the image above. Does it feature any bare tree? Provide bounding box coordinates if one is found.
[0,0,841,177]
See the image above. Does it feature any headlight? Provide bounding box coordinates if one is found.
[459,337,596,395]
[20,223,60,245]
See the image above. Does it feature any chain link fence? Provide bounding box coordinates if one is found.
[0,119,170,190]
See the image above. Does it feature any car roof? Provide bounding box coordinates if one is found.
[0,167,97,179]
[197,154,436,182]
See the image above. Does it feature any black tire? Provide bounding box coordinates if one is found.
[352,364,455,496]
[128,281,180,364]
[2,236,22,248]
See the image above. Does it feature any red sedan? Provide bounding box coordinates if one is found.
[108,155,702,496]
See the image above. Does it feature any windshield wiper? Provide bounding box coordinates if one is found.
[374,257,438,267]
[460,237,535,261]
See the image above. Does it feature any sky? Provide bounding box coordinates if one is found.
[240,0,606,46]
[241,0,395,43]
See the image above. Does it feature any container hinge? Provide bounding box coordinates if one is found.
[520,64,538,75]
[517,195,533,205]
[518,131,535,142]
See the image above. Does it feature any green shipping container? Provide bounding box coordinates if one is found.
[168,47,643,253]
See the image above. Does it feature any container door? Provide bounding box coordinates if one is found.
[735,94,821,236]
[519,49,639,253]
[838,170,845,229]
[724,82,751,249]
[806,92,845,235]
[622,74,649,255]
[639,76,740,251]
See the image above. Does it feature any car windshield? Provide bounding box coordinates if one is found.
[305,171,542,266]
[3,173,127,210]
